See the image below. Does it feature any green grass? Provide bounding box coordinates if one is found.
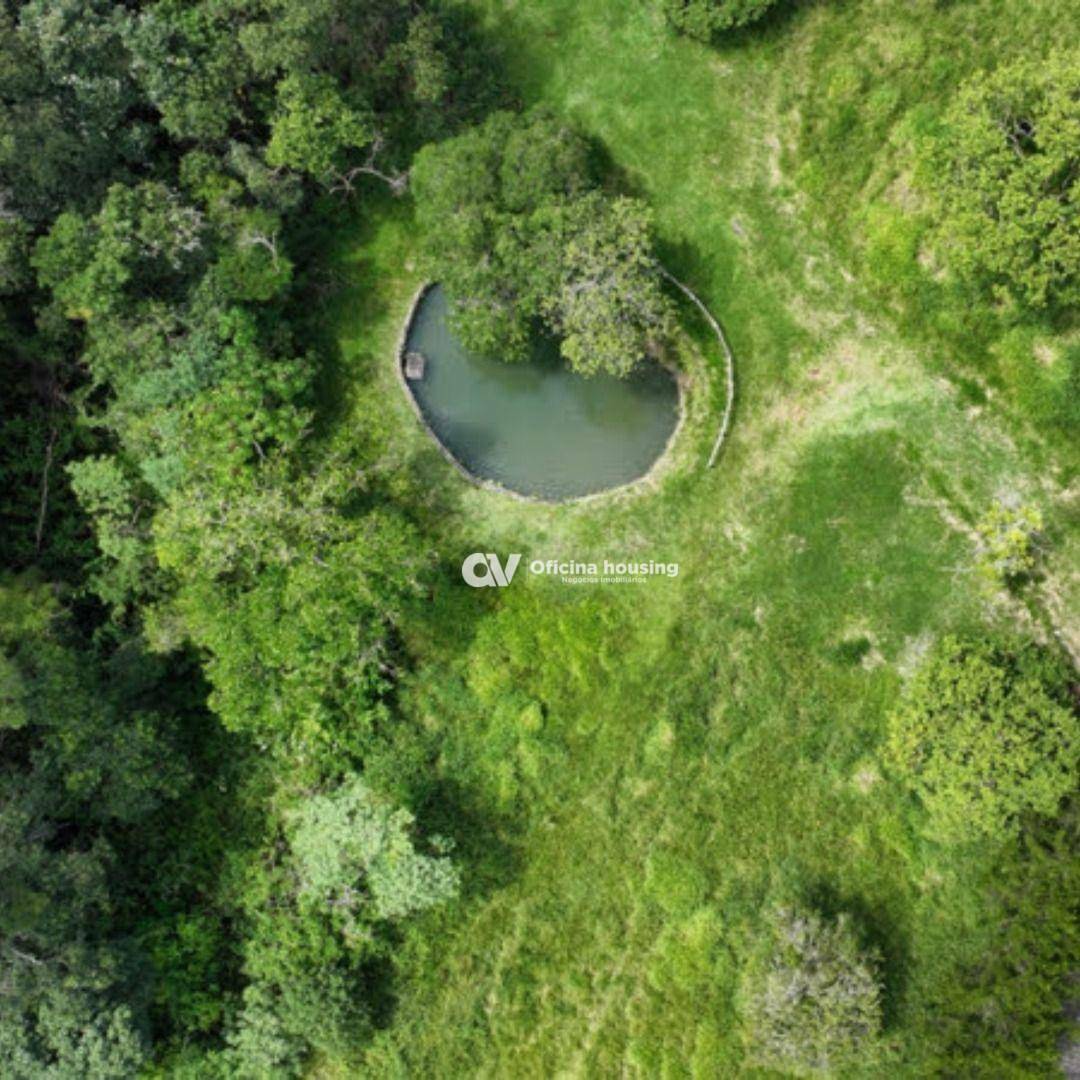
[311,1,1080,1074]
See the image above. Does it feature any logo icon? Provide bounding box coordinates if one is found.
[461,552,522,588]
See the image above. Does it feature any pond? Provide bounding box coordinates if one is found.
[402,285,681,501]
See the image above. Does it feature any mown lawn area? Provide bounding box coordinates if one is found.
[316,0,1079,1074]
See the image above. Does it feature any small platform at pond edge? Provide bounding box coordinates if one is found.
[404,351,427,380]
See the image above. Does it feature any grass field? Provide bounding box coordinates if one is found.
[314,1,1079,1074]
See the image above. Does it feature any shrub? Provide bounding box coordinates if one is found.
[888,635,1079,840]
[661,0,781,39]
[920,50,1080,309]
[740,905,882,1076]
[973,500,1042,588]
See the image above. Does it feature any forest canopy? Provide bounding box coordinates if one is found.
[0,0,490,1073]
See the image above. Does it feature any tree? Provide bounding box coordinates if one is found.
[739,905,882,1077]
[149,458,425,760]
[887,635,1080,840]
[124,0,250,143]
[222,778,459,1074]
[660,0,781,40]
[0,952,151,1080]
[0,330,90,576]
[289,776,459,923]
[0,573,207,1078]
[411,108,674,375]
[233,0,492,149]
[411,109,590,361]
[225,984,306,1079]
[0,574,189,822]
[230,894,377,1076]
[921,51,1080,309]
[0,219,32,294]
[33,182,207,321]
[66,456,158,612]
[393,11,450,105]
[266,73,374,188]
[0,2,144,223]
[538,194,675,377]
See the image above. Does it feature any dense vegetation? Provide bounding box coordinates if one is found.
[661,0,781,40]
[919,50,1080,311]
[1,1,495,1073]
[412,107,674,375]
[888,634,1079,841]
[1,0,1078,1077]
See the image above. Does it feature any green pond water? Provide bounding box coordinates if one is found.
[405,286,680,500]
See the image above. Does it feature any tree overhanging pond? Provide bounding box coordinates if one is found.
[411,108,675,378]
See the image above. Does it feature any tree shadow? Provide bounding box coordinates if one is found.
[287,189,418,444]
[805,880,911,1032]
[414,776,524,901]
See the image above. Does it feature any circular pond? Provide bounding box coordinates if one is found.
[402,285,681,501]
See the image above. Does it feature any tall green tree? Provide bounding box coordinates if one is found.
[266,73,377,190]
[289,776,459,922]
[921,50,1080,309]
[411,108,674,375]
[0,574,200,1077]
[148,457,427,761]
[224,777,459,1075]
[0,2,143,223]
[537,193,675,377]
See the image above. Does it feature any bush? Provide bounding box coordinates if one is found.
[973,500,1042,588]
[661,0,781,39]
[739,905,882,1077]
[920,50,1080,309]
[888,635,1079,840]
